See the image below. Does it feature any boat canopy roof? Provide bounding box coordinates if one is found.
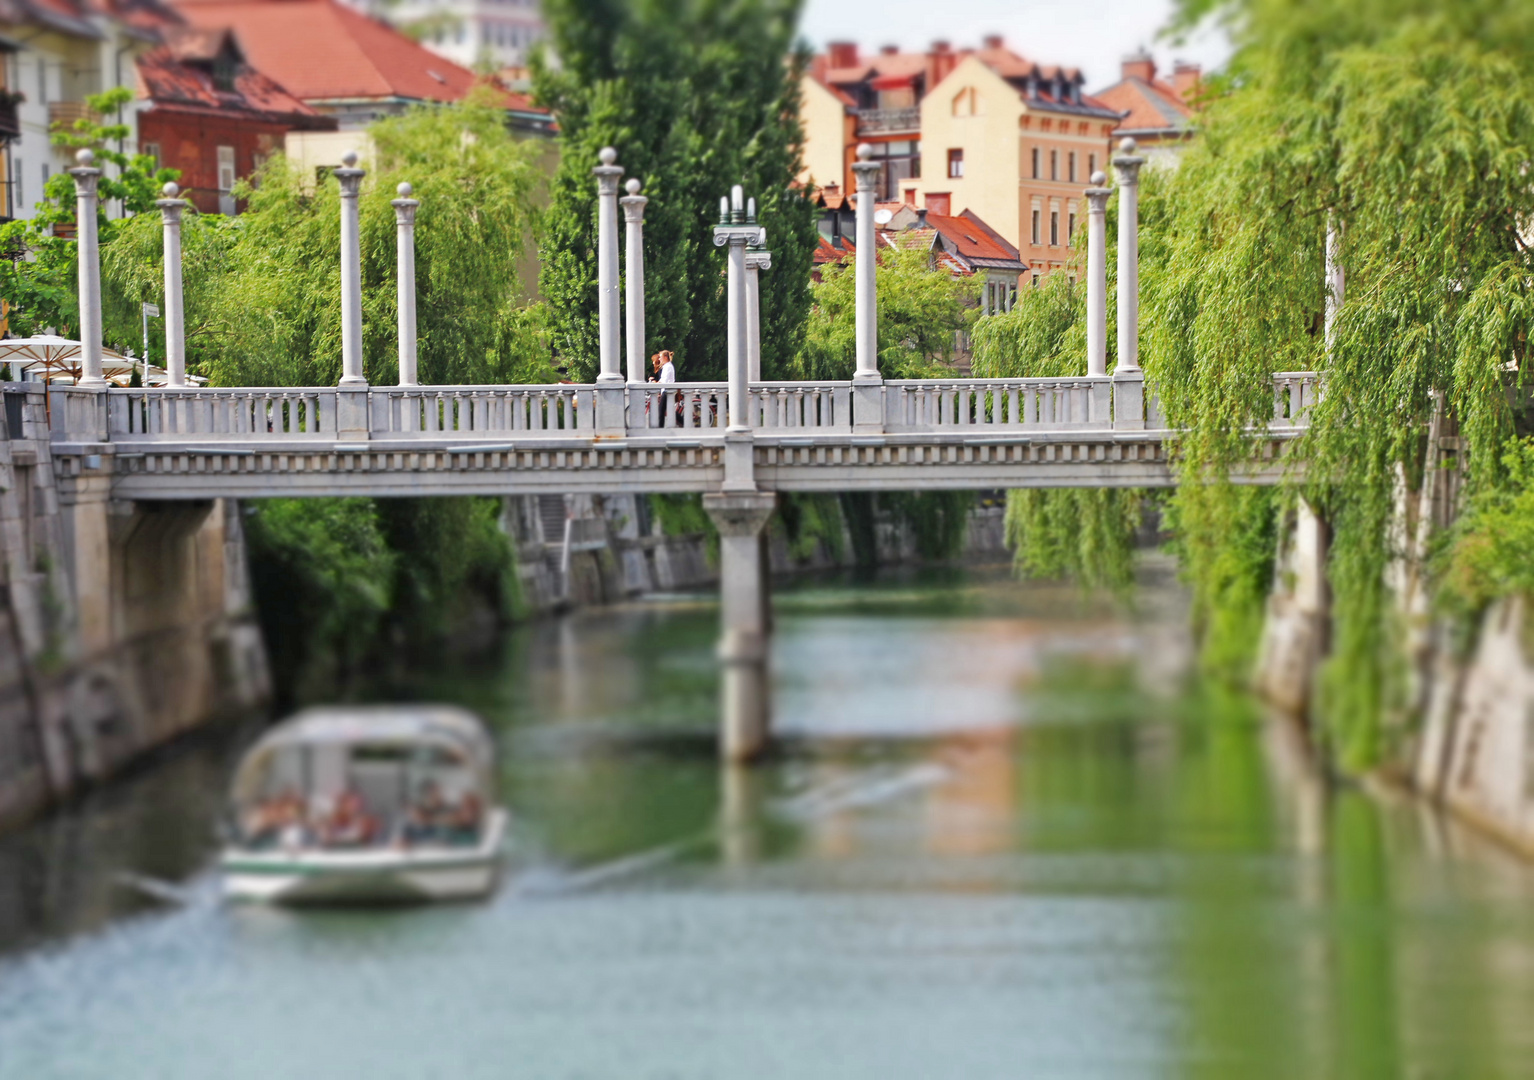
[232,705,495,804]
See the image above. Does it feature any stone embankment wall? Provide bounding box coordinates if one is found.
[504,494,1010,614]
[0,386,269,832]
[1253,412,1534,854]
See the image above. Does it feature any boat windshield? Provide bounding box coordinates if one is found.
[230,710,493,852]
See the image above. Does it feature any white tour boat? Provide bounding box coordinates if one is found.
[221,705,507,904]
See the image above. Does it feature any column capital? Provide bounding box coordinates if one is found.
[703,492,776,537]
[745,249,772,271]
[593,146,624,196]
[621,176,647,224]
[1112,137,1145,187]
[156,181,186,224]
[851,143,880,193]
[713,224,763,248]
[334,150,365,198]
[392,181,419,226]
[1084,170,1112,213]
[69,148,100,197]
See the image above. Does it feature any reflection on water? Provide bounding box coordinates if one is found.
[3,562,1534,1079]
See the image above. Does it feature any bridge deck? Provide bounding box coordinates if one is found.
[39,374,1316,499]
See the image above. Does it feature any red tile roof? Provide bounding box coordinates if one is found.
[172,0,507,105]
[924,211,1025,270]
[1093,75,1193,136]
[137,25,335,126]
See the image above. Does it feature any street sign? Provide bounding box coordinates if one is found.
[142,302,160,317]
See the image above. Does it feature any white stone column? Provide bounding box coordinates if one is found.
[594,147,624,385]
[1084,171,1111,379]
[157,182,187,387]
[392,182,420,386]
[1325,214,1344,352]
[621,178,647,385]
[745,248,771,383]
[1112,137,1145,374]
[70,149,105,388]
[335,151,367,387]
[704,491,776,762]
[852,144,881,382]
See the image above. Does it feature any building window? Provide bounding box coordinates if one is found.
[217,146,236,192]
[1031,209,1040,245]
[1050,150,1058,181]
[144,143,161,171]
[1031,147,1040,180]
[1089,153,1097,177]
[1068,151,1076,183]
[947,149,963,179]
[1050,210,1059,246]
[1068,210,1076,242]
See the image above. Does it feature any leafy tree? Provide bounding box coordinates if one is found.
[533,0,818,381]
[1144,0,1534,768]
[795,248,971,379]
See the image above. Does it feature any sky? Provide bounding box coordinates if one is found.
[797,0,1232,92]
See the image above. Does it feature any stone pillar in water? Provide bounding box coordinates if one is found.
[703,492,776,762]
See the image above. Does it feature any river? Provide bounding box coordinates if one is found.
[2,561,1533,1079]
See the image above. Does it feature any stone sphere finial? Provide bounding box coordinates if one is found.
[1090,170,1106,187]
[625,177,642,195]
[1118,136,1137,154]
[397,182,413,198]
[599,146,618,166]
[341,150,358,167]
[162,181,180,198]
[856,143,873,162]
[75,148,94,167]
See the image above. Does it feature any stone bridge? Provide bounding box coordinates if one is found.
[31,140,1318,763]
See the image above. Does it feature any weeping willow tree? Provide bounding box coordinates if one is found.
[1145,0,1534,769]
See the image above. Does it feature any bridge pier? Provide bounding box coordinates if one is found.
[704,492,775,762]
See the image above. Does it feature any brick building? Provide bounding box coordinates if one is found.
[800,37,1124,284]
[137,27,336,214]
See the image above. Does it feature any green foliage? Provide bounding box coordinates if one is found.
[1006,489,1142,597]
[884,491,973,561]
[534,0,818,380]
[1144,0,1534,769]
[775,493,845,564]
[795,248,971,379]
[245,498,397,701]
[1440,439,1534,614]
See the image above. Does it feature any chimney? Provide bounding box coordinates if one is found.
[828,41,859,69]
[1121,48,1155,84]
[1172,61,1201,101]
[928,40,958,86]
[982,34,1003,50]
[915,207,928,227]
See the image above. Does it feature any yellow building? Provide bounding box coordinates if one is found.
[800,38,1123,282]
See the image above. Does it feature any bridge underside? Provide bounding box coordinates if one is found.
[63,433,1295,500]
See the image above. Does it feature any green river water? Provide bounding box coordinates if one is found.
[1,562,1533,1079]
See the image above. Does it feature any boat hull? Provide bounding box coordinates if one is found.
[222,810,507,905]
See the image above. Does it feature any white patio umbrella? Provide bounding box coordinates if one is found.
[0,335,133,385]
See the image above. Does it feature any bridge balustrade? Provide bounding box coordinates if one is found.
[370,386,593,436]
[107,387,338,440]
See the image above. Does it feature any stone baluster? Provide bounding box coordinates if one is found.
[1112,138,1145,375]
[335,151,367,387]
[393,182,420,386]
[594,147,624,385]
[744,196,772,384]
[1084,170,1111,379]
[621,177,648,385]
[157,182,188,387]
[69,149,105,387]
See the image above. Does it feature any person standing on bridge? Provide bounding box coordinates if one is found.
[648,351,677,427]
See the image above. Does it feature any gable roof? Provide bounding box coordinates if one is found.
[137,25,335,127]
[1093,75,1193,136]
[171,0,499,104]
[925,210,1027,272]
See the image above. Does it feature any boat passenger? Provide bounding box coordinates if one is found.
[242,787,303,849]
[321,787,379,848]
[446,791,484,846]
[403,780,450,844]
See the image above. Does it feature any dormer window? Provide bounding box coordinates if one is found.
[212,54,236,92]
